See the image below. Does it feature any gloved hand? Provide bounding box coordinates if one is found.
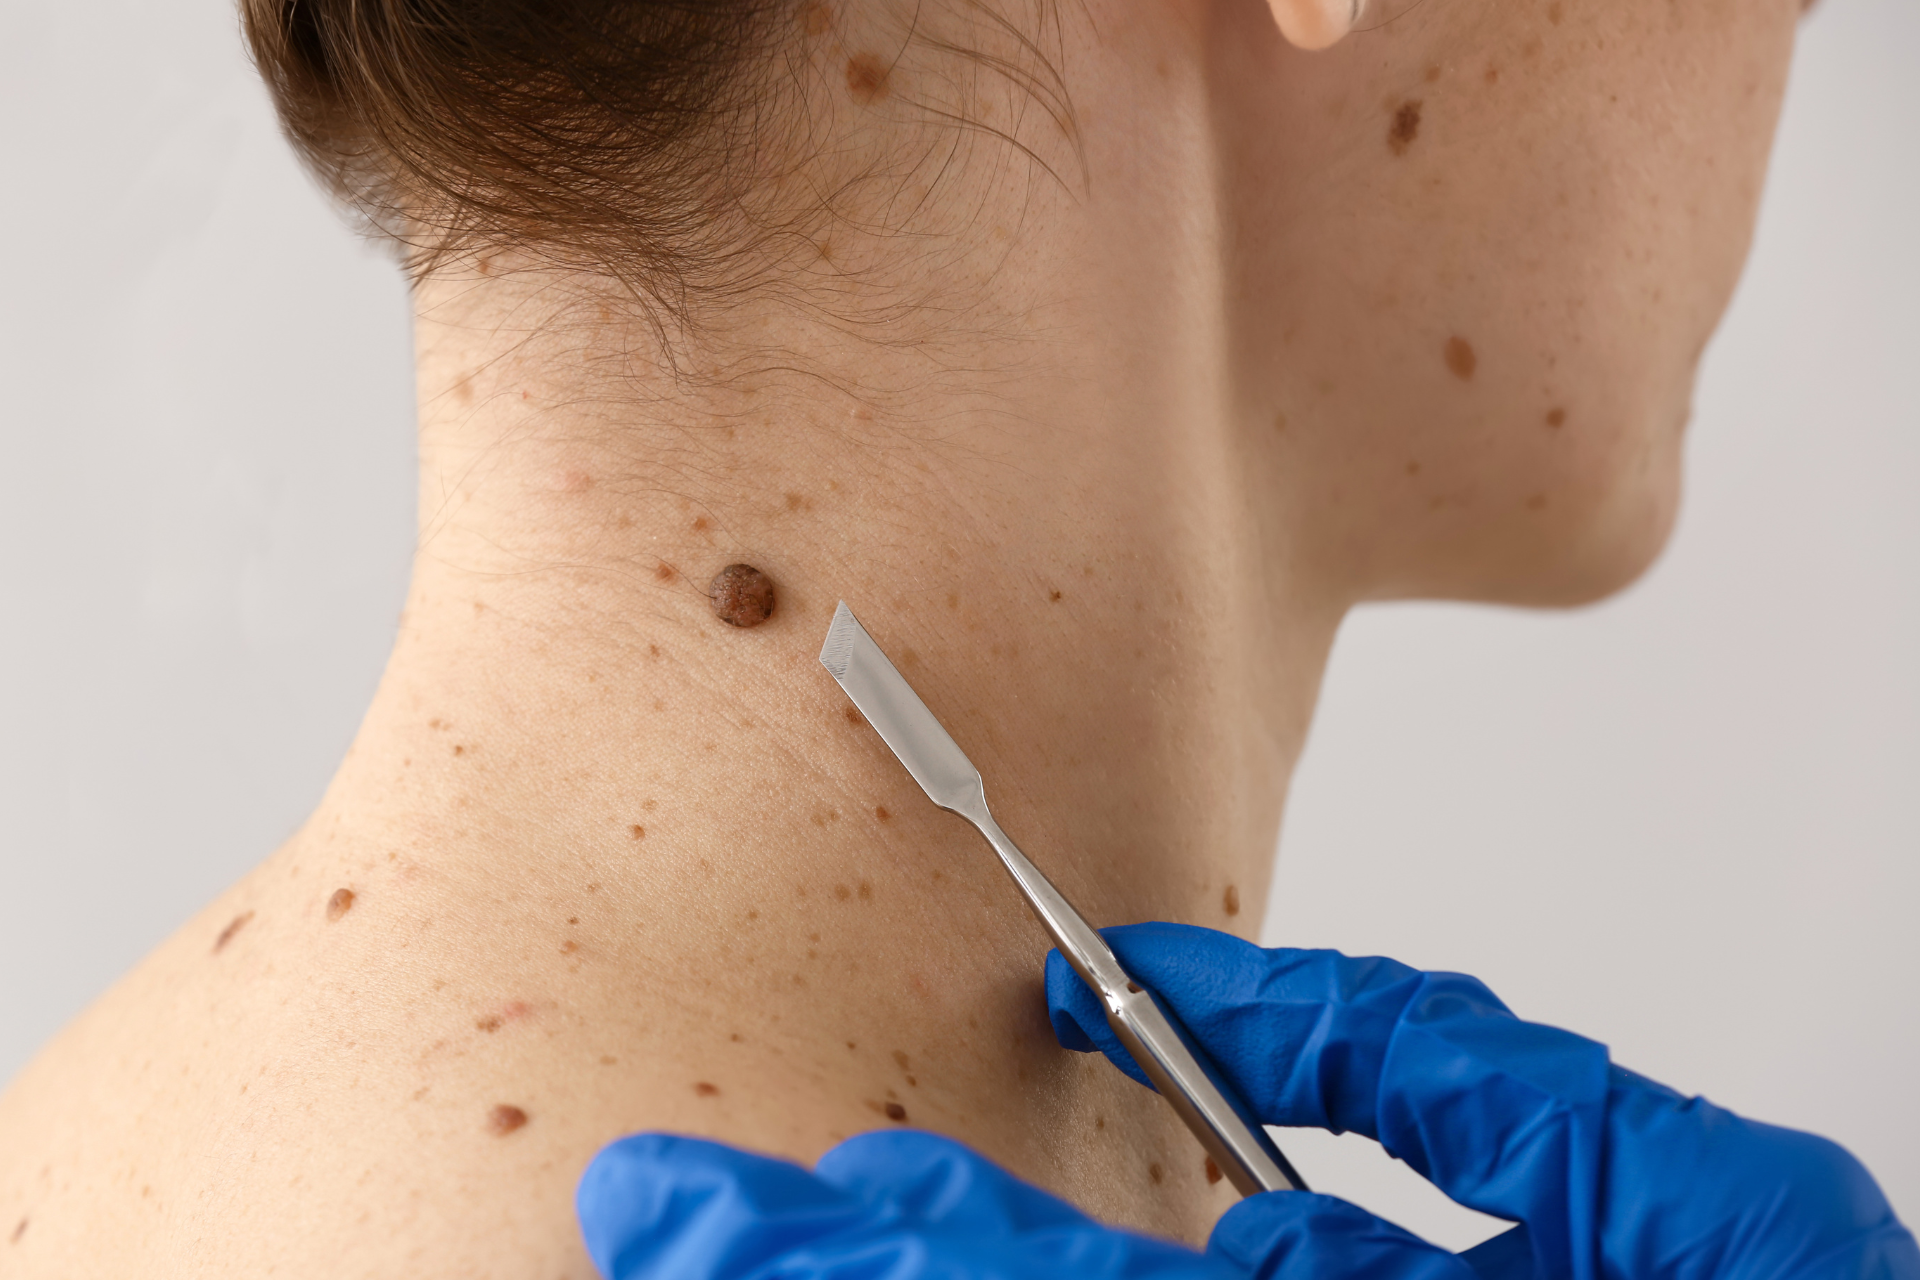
[1047,923,1920,1280]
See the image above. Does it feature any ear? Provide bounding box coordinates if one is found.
[1265,0,1362,49]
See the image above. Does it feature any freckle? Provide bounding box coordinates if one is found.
[1484,64,1500,84]
[874,806,890,821]
[834,884,852,901]
[1546,407,1567,427]
[1095,1116,1106,1131]
[212,910,255,954]
[1444,336,1478,381]
[846,52,890,104]
[731,1032,743,1042]
[893,1050,911,1071]
[1526,494,1548,511]
[1424,63,1441,83]
[1388,99,1423,155]
[747,909,760,921]
[1223,884,1241,917]
[1547,2,1563,22]
[568,917,579,925]
[452,744,466,756]
[946,592,959,609]
[477,1016,503,1032]
[655,562,675,582]
[884,1102,908,1122]
[694,1082,720,1097]
[600,1054,618,1065]
[648,644,660,658]
[691,516,710,532]
[858,882,873,901]
[785,491,811,511]
[1149,1163,1165,1184]
[560,940,579,954]
[559,469,594,493]
[1205,1157,1223,1185]
[326,889,355,922]
[847,1041,858,1050]
[630,824,645,840]
[487,1104,528,1136]
[588,882,600,893]
[709,563,776,628]
[931,870,945,883]
[1049,589,1062,602]
[473,600,485,615]
[792,973,806,986]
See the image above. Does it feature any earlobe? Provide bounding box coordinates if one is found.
[1264,0,1361,50]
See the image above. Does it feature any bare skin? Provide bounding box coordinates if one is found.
[0,0,1803,1273]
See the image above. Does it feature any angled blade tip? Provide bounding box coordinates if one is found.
[819,601,859,679]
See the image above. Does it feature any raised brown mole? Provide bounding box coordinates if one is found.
[1546,407,1567,427]
[630,824,646,840]
[326,889,356,922]
[1223,884,1241,917]
[709,564,776,628]
[884,1102,908,1122]
[1204,1157,1223,1185]
[693,1082,721,1098]
[212,910,255,954]
[487,1104,529,1136]
[1149,1162,1166,1185]
[874,806,890,821]
[1389,100,1423,155]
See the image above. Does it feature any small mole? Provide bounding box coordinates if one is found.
[1545,407,1567,427]
[892,1050,911,1071]
[1149,1163,1166,1185]
[785,492,811,512]
[1205,1157,1223,1185]
[1405,461,1422,476]
[560,940,579,954]
[326,889,356,922]
[655,562,676,582]
[858,882,873,901]
[1223,884,1241,917]
[1388,100,1423,155]
[846,53,890,104]
[835,884,852,901]
[709,564,776,628]
[630,824,645,840]
[487,1104,529,1136]
[10,1217,25,1244]
[213,910,255,954]
[884,1102,908,1122]
[847,1040,858,1050]
[568,917,579,925]
[874,806,890,821]
[1547,2,1563,23]
[1095,1116,1106,1131]
[1273,411,1288,432]
[747,909,760,921]
[691,516,710,532]
[1444,336,1478,381]
[601,1054,618,1065]
[1485,64,1501,85]
[1049,589,1062,602]
[731,1032,744,1042]
[477,1015,503,1033]
[844,706,864,725]
[452,744,466,756]
[694,1081,721,1097]
[1424,63,1441,83]
[1526,494,1548,511]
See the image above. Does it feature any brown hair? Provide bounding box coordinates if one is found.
[242,0,1077,346]
[242,0,790,307]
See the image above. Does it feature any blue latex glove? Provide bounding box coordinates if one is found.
[1047,923,1920,1280]
[578,1127,1472,1279]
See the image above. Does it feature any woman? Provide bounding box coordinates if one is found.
[0,0,1886,1274]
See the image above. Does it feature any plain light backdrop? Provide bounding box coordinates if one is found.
[2,0,1914,1251]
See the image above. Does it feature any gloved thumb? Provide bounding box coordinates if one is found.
[1209,1190,1480,1280]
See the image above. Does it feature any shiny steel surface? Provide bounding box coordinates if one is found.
[818,601,1306,1197]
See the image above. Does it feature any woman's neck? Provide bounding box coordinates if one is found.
[282,97,1347,1234]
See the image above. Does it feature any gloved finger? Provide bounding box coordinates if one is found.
[579,1130,1240,1279]
[1207,1189,1480,1280]
[577,1133,867,1280]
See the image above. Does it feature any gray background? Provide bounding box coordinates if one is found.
[2,0,1914,1251]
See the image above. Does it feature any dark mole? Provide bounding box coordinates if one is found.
[1095,1116,1106,1131]
[213,910,255,954]
[1388,100,1423,155]
[1049,589,1063,602]
[326,889,356,922]
[709,564,776,628]
[844,706,864,725]
[884,1102,908,1122]
[1445,336,1478,381]
[846,52,890,104]
[1205,1157,1223,1185]
[1149,1163,1166,1185]
[488,1104,529,1136]
[874,805,891,821]
[1546,407,1567,427]
[694,1081,721,1097]
[630,824,646,840]
[1223,885,1241,917]
[655,562,676,582]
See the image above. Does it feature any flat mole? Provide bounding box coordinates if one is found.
[709,564,776,628]
[326,889,355,922]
